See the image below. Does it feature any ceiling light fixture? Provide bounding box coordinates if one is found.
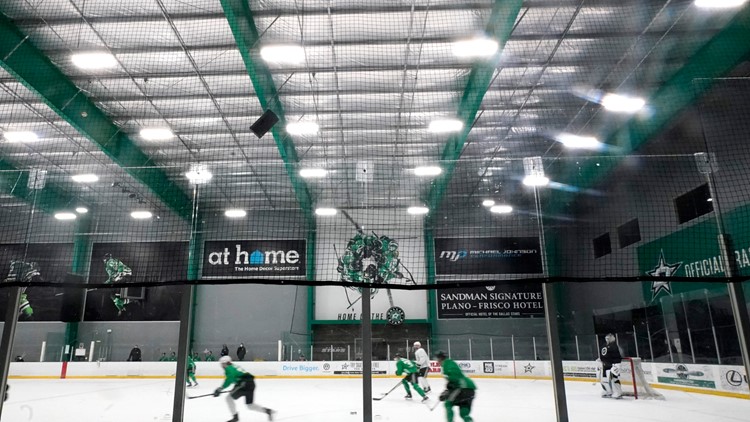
[451,37,499,58]
[260,45,306,65]
[601,93,646,113]
[428,119,463,133]
[71,174,99,183]
[75,207,89,214]
[130,211,153,220]
[490,205,513,214]
[482,199,495,207]
[522,175,550,187]
[694,0,746,8]
[555,133,602,150]
[140,128,174,141]
[185,165,212,184]
[225,209,247,218]
[71,52,118,70]
[3,131,38,143]
[407,206,429,215]
[315,207,338,216]
[299,168,328,178]
[286,121,319,135]
[413,166,443,176]
[54,212,77,221]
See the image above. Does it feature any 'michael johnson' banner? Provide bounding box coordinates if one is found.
[434,237,544,319]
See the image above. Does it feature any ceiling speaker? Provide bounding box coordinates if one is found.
[250,110,279,138]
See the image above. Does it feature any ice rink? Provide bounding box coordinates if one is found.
[0,377,747,422]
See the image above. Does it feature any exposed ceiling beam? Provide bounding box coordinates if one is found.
[424,0,524,221]
[549,6,750,211]
[220,0,315,225]
[0,12,193,221]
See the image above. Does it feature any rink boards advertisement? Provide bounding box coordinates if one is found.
[436,281,544,319]
[202,239,306,278]
[434,237,543,275]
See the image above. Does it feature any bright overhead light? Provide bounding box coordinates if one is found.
[71,52,118,70]
[75,207,89,214]
[523,175,550,187]
[407,206,429,215]
[139,128,174,141]
[315,207,338,216]
[482,199,495,207]
[428,119,463,133]
[287,122,319,135]
[185,165,212,184]
[3,131,38,143]
[260,45,305,65]
[694,0,746,8]
[413,166,443,176]
[556,133,601,150]
[452,37,499,58]
[299,168,328,178]
[54,212,77,221]
[130,211,153,220]
[71,174,99,183]
[601,93,646,113]
[490,205,513,214]
[225,209,247,218]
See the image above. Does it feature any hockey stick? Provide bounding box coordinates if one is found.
[372,381,403,401]
[425,398,441,411]
[187,391,230,400]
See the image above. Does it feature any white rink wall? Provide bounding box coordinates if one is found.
[7,360,748,399]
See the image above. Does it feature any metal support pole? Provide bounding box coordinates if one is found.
[362,287,373,422]
[448,339,451,358]
[406,339,409,359]
[532,337,537,360]
[40,341,46,362]
[387,344,391,361]
[490,338,494,360]
[646,319,654,361]
[347,345,351,361]
[330,345,333,361]
[469,338,473,360]
[681,294,696,364]
[511,335,515,360]
[575,336,580,361]
[705,290,722,364]
[661,299,675,363]
[0,287,22,416]
[633,326,639,358]
[698,152,750,387]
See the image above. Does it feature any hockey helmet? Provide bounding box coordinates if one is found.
[219,355,232,366]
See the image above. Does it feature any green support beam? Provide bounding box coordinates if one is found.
[0,13,192,221]
[221,0,315,225]
[425,0,523,220]
[552,7,750,199]
[0,159,74,213]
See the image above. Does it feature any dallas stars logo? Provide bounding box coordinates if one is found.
[646,250,682,298]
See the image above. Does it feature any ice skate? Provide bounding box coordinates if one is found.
[404,394,412,399]
[226,414,239,422]
[421,395,430,403]
[265,408,275,421]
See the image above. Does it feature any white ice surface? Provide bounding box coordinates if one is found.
[1,377,747,422]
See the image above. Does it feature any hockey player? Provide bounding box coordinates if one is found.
[102,253,133,315]
[214,355,274,422]
[435,351,476,422]
[599,333,623,399]
[394,353,428,402]
[412,341,432,393]
[186,354,198,387]
[4,260,43,319]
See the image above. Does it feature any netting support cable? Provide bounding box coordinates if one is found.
[697,153,750,393]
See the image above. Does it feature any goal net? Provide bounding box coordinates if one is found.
[620,358,665,400]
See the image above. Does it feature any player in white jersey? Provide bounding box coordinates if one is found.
[413,341,431,393]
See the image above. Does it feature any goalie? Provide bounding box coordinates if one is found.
[599,333,623,399]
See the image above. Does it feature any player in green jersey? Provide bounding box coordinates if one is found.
[186,354,198,387]
[102,253,133,314]
[214,355,275,422]
[435,351,476,422]
[394,354,428,402]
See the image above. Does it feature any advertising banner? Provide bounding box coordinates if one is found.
[0,243,73,320]
[434,237,543,275]
[202,240,306,278]
[86,242,189,321]
[436,281,544,319]
[653,363,717,389]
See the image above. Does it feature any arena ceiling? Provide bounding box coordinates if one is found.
[0,0,748,226]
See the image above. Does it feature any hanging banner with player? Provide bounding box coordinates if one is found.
[434,237,543,275]
[0,243,73,321]
[86,242,188,321]
[436,281,544,319]
[202,240,306,278]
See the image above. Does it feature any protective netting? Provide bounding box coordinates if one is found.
[0,2,749,420]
